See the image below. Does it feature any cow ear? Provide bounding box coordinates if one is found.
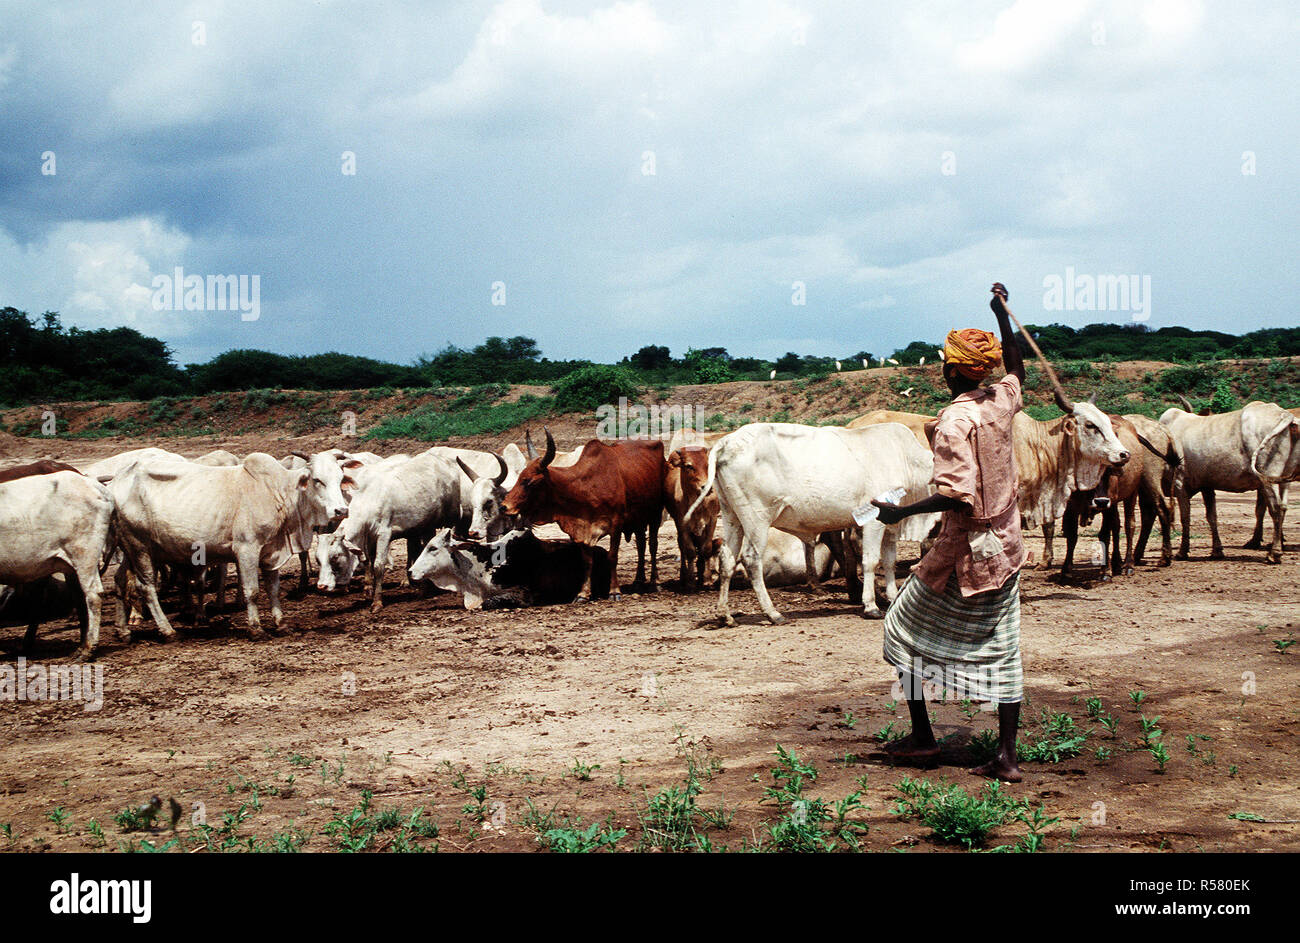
[296,470,311,490]
[1062,416,1078,436]
[341,475,357,494]
[668,451,683,467]
[342,538,364,556]
[341,459,364,470]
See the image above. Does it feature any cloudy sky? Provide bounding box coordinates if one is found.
[0,0,1295,367]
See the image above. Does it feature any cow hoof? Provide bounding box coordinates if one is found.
[861,609,884,620]
[574,595,591,604]
[70,648,94,663]
[1174,551,1189,561]
[1243,539,1262,550]
[248,627,267,641]
[767,614,787,626]
[116,630,133,643]
[718,614,736,628]
[1266,553,1283,565]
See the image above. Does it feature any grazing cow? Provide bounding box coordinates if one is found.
[315,452,461,610]
[688,422,938,624]
[0,460,82,483]
[665,446,720,589]
[1160,401,1300,563]
[503,431,667,600]
[725,527,837,588]
[420,446,517,539]
[0,471,114,659]
[408,529,612,609]
[110,453,353,639]
[847,409,934,448]
[1012,391,1131,567]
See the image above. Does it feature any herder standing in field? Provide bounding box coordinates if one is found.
[871,282,1026,782]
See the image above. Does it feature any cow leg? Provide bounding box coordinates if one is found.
[647,521,659,591]
[606,532,623,600]
[1120,497,1136,575]
[1041,521,1056,569]
[1134,490,1155,565]
[69,560,104,662]
[1244,490,1267,549]
[839,529,863,604]
[22,620,38,655]
[262,565,285,629]
[298,550,311,592]
[715,510,743,627]
[633,528,648,589]
[741,528,784,625]
[1060,509,1079,578]
[1203,488,1225,560]
[371,530,392,612]
[1175,484,1193,560]
[135,557,178,641]
[1260,481,1285,564]
[677,524,694,589]
[234,548,266,639]
[878,524,900,607]
[213,562,227,613]
[1156,488,1173,566]
[802,541,827,594]
[859,523,887,617]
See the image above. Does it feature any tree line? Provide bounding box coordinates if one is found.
[1,305,1296,406]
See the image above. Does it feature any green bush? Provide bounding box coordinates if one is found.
[550,365,641,413]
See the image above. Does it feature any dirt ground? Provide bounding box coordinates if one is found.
[0,433,1297,853]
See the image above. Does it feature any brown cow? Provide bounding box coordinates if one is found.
[1062,414,1180,577]
[666,446,719,590]
[502,430,667,601]
[0,460,81,483]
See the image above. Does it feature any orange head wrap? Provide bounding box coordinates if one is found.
[943,328,1002,381]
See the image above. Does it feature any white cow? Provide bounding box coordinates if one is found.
[1160,400,1300,563]
[316,452,461,610]
[420,446,518,539]
[110,452,352,639]
[193,449,240,466]
[0,471,114,659]
[83,448,184,482]
[689,422,938,625]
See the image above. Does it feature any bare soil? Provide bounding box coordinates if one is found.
[0,430,1298,853]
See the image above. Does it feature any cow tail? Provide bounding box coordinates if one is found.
[683,440,722,521]
[1135,433,1179,470]
[1250,414,1298,479]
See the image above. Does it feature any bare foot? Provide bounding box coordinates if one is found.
[882,733,940,766]
[970,756,1023,782]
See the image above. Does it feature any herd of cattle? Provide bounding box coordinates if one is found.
[0,387,1297,661]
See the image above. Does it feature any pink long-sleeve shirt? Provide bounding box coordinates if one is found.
[912,373,1026,597]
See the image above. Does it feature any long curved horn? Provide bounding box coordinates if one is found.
[455,456,479,483]
[291,450,310,461]
[1177,393,1194,413]
[541,428,557,469]
[1088,392,1098,404]
[492,453,508,486]
[525,429,538,460]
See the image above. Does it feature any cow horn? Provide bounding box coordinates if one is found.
[456,457,479,483]
[492,453,508,486]
[1177,393,1194,413]
[1088,392,1098,404]
[291,450,310,461]
[541,428,556,469]
[525,429,538,460]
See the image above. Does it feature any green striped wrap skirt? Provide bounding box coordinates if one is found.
[881,572,1023,704]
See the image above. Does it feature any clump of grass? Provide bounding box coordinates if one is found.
[891,776,1025,849]
[758,746,868,852]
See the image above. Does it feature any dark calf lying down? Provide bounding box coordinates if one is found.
[408,529,611,609]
